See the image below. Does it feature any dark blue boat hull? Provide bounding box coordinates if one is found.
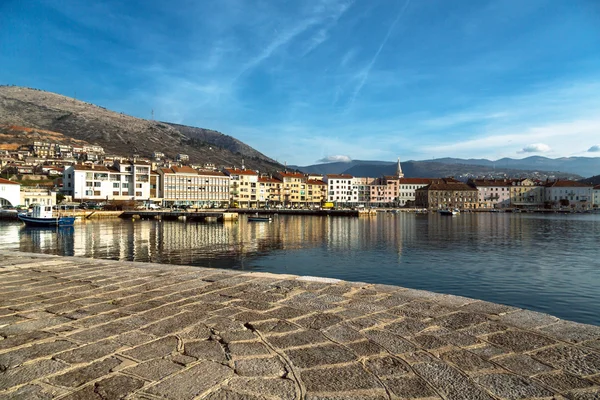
[18,214,76,227]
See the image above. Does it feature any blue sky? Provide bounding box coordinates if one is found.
[1,0,600,165]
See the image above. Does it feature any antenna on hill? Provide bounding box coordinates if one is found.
[151,109,154,120]
[74,91,76,102]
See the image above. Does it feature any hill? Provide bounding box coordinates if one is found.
[0,86,281,171]
[295,159,583,180]
[580,175,600,185]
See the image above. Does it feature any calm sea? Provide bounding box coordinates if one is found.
[1,212,599,325]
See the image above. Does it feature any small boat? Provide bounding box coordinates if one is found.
[18,205,77,227]
[248,214,272,222]
[439,209,459,216]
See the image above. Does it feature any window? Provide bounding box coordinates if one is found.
[122,183,129,188]
[136,183,142,188]
[113,191,119,196]
[113,183,119,188]
[94,182,101,187]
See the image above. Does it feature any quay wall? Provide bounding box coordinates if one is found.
[0,251,599,399]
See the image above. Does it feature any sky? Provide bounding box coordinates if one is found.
[1,0,600,166]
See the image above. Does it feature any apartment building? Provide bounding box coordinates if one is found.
[469,179,512,209]
[306,179,327,206]
[258,176,282,207]
[415,178,478,210]
[275,171,307,206]
[544,180,594,210]
[510,178,544,208]
[0,177,20,207]
[398,178,432,207]
[223,168,259,208]
[158,166,230,207]
[324,174,353,205]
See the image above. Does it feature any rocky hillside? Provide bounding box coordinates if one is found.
[0,86,281,171]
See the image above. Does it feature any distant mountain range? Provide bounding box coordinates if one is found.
[293,156,600,180]
[0,86,282,172]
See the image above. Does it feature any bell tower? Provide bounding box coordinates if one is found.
[396,157,404,178]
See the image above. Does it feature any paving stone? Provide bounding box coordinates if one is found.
[412,361,495,400]
[459,321,509,337]
[125,358,184,381]
[534,371,596,392]
[565,389,600,400]
[440,349,495,373]
[72,311,129,328]
[411,334,449,350]
[218,328,257,343]
[322,323,365,343]
[390,300,453,319]
[286,344,357,368]
[265,306,311,320]
[474,373,555,399]
[94,374,145,399]
[225,377,297,399]
[49,357,122,388]
[0,330,55,351]
[201,388,264,400]
[248,320,299,335]
[498,310,559,330]
[114,331,156,347]
[434,312,490,330]
[305,394,389,400]
[346,340,384,357]
[267,330,329,349]
[362,329,417,354]
[144,360,233,399]
[184,340,227,362]
[0,316,72,336]
[346,316,384,331]
[363,355,411,377]
[435,330,480,347]
[228,341,271,358]
[469,344,508,360]
[539,321,600,343]
[0,339,75,370]
[294,313,344,330]
[167,353,197,366]
[532,344,600,376]
[301,363,383,392]
[121,336,178,361]
[460,300,518,315]
[383,375,440,399]
[385,318,430,337]
[486,329,556,352]
[234,356,287,377]
[54,340,122,364]
[140,311,204,336]
[0,384,55,400]
[494,354,554,376]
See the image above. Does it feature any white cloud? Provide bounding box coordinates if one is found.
[588,144,600,152]
[519,143,551,153]
[317,155,352,163]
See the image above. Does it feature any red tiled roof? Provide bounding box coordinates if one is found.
[0,177,19,185]
[197,170,226,177]
[399,178,433,184]
[72,164,110,172]
[224,168,258,176]
[171,166,198,174]
[545,180,593,188]
[470,179,513,187]
[278,171,304,178]
[258,177,282,183]
[307,179,326,185]
[326,174,353,179]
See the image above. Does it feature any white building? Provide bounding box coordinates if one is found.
[324,174,354,204]
[470,179,513,209]
[223,168,259,208]
[158,166,230,207]
[21,187,57,207]
[594,185,600,207]
[544,180,594,210]
[398,178,433,207]
[0,177,21,207]
[63,161,151,202]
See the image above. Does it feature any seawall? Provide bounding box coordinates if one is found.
[0,251,599,399]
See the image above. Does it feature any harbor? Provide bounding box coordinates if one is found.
[0,250,599,399]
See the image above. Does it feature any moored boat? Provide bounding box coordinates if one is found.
[18,205,77,227]
[248,213,272,222]
[439,209,459,216]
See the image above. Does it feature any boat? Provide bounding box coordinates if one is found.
[439,209,459,216]
[248,214,272,222]
[18,205,77,227]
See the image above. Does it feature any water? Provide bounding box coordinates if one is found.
[1,212,599,325]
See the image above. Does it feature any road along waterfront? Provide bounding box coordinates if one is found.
[0,251,599,399]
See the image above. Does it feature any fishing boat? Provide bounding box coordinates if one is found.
[439,209,459,216]
[248,213,272,222]
[18,205,77,227]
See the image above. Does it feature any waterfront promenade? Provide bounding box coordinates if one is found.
[0,251,599,399]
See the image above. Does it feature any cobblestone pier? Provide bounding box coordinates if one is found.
[0,251,599,399]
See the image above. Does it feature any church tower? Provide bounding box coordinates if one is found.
[396,157,404,178]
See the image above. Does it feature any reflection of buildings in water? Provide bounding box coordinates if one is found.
[19,226,75,256]
[2,223,21,248]
[273,216,327,251]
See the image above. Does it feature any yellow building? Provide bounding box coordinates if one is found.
[258,176,282,207]
[275,171,307,207]
[223,168,259,208]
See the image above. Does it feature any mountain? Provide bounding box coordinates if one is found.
[296,159,583,180]
[0,86,281,171]
[580,175,600,185]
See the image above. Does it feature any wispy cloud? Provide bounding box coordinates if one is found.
[347,0,411,110]
[318,155,352,163]
[588,145,600,152]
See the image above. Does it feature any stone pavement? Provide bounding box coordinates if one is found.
[0,251,599,400]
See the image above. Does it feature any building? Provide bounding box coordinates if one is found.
[415,178,479,210]
[275,171,307,207]
[593,185,600,207]
[398,178,433,207]
[176,154,189,163]
[544,180,594,210]
[0,177,20,207]
[20,187,57,207]
[152,151,165,160]
[352,177,375,205]
[257,176,282,207]
[510,178,544,209]
[324,174,354,205]
[223,168,259,208]
[469,179,513,209]
[306,179,327,207]
[158,166,230,207]
[63,160,152,202]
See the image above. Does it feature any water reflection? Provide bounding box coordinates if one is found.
[1,213,599,325]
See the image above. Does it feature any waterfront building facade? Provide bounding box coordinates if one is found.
[398,178,432,207]
[544,180,594,210]
[324,174,354,205]
[223,168,259,208]
[510,178,544,209]
[306,179,327,206]
[20,187,57,207]
[0,177,20,207]
[469,179,512,209]
[415,178,479,210]
[158,166,230,207]
[275,171,307,207]
[257,176,282,207]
